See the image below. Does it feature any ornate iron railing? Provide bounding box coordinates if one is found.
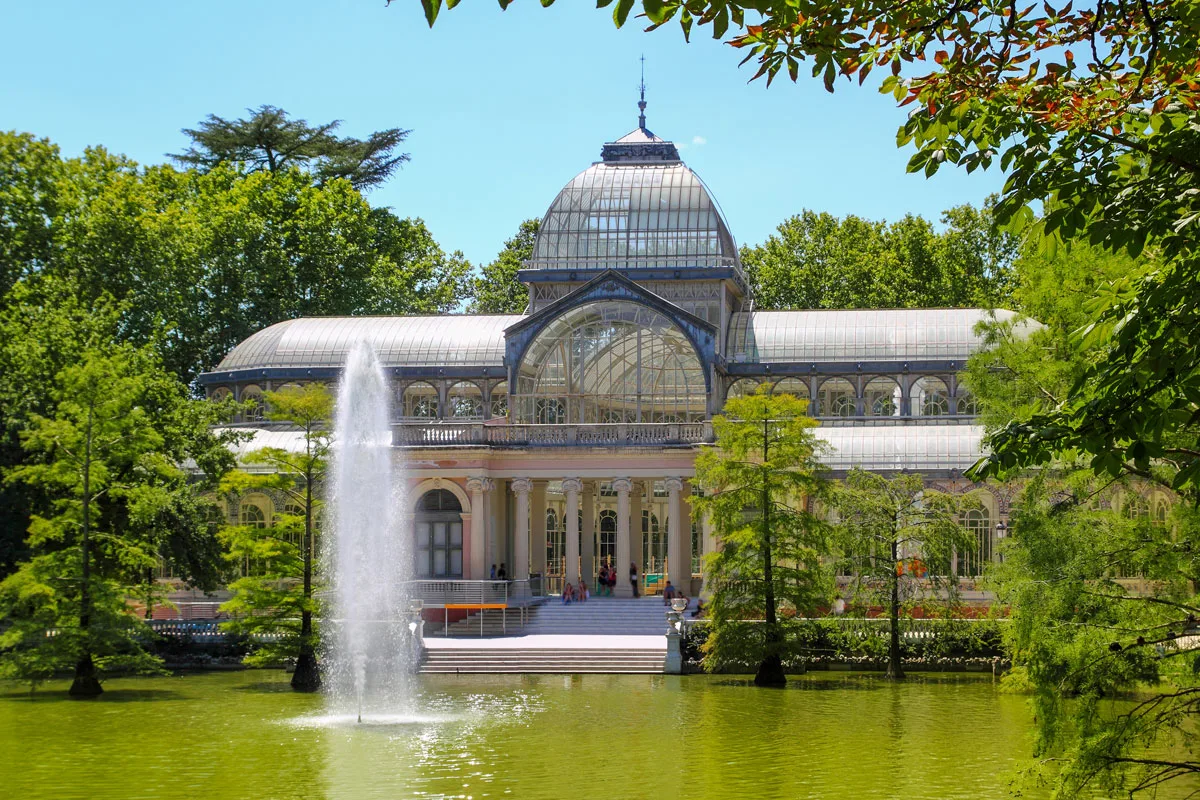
[392,422,713,447]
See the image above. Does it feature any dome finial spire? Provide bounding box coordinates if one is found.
[638,54,647,129]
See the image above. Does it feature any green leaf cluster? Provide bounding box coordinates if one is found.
[742,202,1017,311]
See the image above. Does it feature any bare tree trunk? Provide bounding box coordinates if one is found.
[292,445,320,692]
[70,401,102,698]
[887,535,905,680]
[755,420,786,687]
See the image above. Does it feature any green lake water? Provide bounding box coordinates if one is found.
[0,670,1136,799]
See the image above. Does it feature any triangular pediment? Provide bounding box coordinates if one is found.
[504,269,715,340]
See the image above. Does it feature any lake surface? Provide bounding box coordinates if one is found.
[0,670,1110,799]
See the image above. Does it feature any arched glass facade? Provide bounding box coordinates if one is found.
[514,300,706,424]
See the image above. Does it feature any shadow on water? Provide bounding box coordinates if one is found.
[0,688,183,703]
[706,672,996,692]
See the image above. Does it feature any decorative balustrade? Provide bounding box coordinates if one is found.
[392,422,714,447]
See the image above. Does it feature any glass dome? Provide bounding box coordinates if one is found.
[526,128,738,272]
[513,300,706,424]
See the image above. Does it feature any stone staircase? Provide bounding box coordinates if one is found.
[420,647,666,674]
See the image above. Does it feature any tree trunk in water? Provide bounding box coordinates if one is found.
[69,653,102,698]
[755,420,786,688]
[70,403,102,699]
[291,616,321,692]
[291,469,320,693]
[887,537,905,680]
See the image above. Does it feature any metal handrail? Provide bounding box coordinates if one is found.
[392,421,713,447]
[403,577,542,608]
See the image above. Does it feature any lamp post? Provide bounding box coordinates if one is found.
[995,521,1009,566]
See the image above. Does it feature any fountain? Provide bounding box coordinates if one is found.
[323,340,415,722]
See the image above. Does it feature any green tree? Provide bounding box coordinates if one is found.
[470,218,539,313]
[0,341,233,695]
[24,152,469,380]
[741,203,1016,311]
[990,472,1200,796]
[219,384,332,692]
[172,105,410,190]
[692,387,831,686]
[832,469,977,679]
[0,132,62,298]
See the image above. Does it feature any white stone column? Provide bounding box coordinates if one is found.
[512,478,532,580]
[466,477,486,579]
[581,482,596,583]
[666,476,686,587]
[530,480,547,577]
[613,478,633,597]
[563,478,582,585]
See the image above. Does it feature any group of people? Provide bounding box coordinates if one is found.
[489,563,508,581]
[560,562,645,604]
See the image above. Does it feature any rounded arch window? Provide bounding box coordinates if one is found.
[1122,492,1150,520]
[210,386,232,402]
[239,498,269,528]
[598,510,617,569]
[727,378,761,400]
[514,301,706,424]
[817,378,857,417]
[957,507,992,577]
[414,489,463,578]
[863,377,901,417]
[956,391,979,416]
[489,381,508,419]
[771,378,810,404]
[402,381,439,419]
[912,377,951,416]
[241,385,266,422]
[446,381,484,419]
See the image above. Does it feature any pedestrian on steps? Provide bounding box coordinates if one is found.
[630,562,640,598]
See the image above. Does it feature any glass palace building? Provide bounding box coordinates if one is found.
[200,117,1015,595]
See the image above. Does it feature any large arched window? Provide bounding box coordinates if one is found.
[239,497,270,528]
[514,301,706,424]
[241,385,266,422]
[955,390,978,416]
[771,378,810,409]
[642,511,664,575]
[912,377,951,416]
[863,376,901,417]
[956,507,992,577]
[402,381,439,419]
[727,378,760,400]
[489,381,508,419]
[817,378,856,417]
[446,381,484,419]
[545,508,564,584]
[414,489,463,578]
[598,510,617,571]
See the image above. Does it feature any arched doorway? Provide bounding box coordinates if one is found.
[414,489,463,578]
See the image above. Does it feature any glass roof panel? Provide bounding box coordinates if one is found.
[215,315,522,371]
[816,424,984,472]
[528,163,738,271]
[726,309,1025,363]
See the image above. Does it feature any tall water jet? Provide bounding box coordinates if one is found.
[324,340,413,720]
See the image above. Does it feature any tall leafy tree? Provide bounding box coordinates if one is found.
[470,218,539,314]
[741,203,1017,311]
[991,472,1200,797]
[0,339,234,695]
[219,384,332,692]
[172,105,410,190]
[0,132,61,298]
[832,469,977,679]
[692,387,831,687]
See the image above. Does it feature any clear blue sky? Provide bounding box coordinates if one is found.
[1,1,1006,268]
